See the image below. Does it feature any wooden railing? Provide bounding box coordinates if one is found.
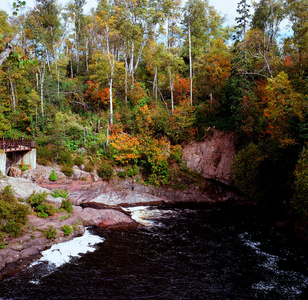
[0,138,35,153]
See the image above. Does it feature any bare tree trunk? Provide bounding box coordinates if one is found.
[70,55,74,79]
[0,33,20,66]
[85,37,89,72]
[106,123,110,147]
[109,77,113,125]
[37,63,45,117]
[153,67,158,106]
[125,55,128,105]
[188,20,193,105]
[169,68,174,114]
[57,62,60,102]
[130,41,134,92]
[9,75,16,112]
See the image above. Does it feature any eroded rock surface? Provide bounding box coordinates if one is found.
[0,176,63,207]
[182,130,237,185]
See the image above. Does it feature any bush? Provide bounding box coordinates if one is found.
[51,189,68,198]
[36,203,56,217]
[0,186,30,242]
[37,144,54,166]
[28,191,47,208]
[49,170,57,181]
[61,224,73,236]
[84,162,94,172]
[291,147,308,220]
[28,191,56,218]
[58,150,73,165]
[19,162,28,172]
[60,199,73,213]
[61,164,74,177]
[43,225,57,239]
[117,170,127,179]
[127,165,139,177]
[170,145,182,163]
[74,155,85,166]
[231,143,267,201]
[97,163,114,180]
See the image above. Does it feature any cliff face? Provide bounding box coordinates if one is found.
[182,130,237,185]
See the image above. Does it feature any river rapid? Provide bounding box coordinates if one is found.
[0,203,307,300]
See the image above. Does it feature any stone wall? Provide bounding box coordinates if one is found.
[182,130,237,185]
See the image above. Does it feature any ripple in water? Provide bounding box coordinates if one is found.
[239,232,308,298]
[0,204,307,300]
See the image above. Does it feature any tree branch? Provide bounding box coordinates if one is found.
[0,33,20,66]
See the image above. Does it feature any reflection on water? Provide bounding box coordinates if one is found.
[0,203,307,300]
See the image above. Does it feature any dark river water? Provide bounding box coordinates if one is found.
[0,203,308,300]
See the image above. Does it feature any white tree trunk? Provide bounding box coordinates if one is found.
[169,68,174,114]
[37,63,45,117]
[125,55,128,105]
[0,34,20,66]
[9,75,16,112]
[188,21,193,105]
[109,77,113,125]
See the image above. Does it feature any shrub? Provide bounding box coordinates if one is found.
[28,191,47,208]
[49,170,57,181]
[58,150,73,165]
[36,203,56,217]
[51,189,68,198]
[19,162,28,172]
[291,147,308,220]
[1,185,16,203]
[43,225,57,239]
[37,144,54,166]
[61,224,73,236]
[0,186,30,242]
[60,199,73,213]
[84,162,94,172]
[231,143,267,201]
[97,163,114,180]
[61,164,74,177]
[74,155,85,166]
[117,170,127,179]
[170,145,182,163]
[28,191,56,218]
[127,165,139,177]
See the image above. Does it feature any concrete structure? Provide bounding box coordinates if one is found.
[10,149,37,170]
[0,151,6,175]
[0,139,36,175]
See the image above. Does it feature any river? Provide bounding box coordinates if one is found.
[0,203,307,299]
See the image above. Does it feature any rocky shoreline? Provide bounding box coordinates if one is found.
[0,163,240,279]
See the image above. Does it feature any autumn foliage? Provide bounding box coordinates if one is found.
[86,81,110,109]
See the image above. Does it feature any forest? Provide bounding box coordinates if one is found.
[0,0,308,224]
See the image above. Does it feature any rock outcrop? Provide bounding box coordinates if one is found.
[182,130,237,185]
[0,176,63,207]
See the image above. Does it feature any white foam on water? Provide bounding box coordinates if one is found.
[121,206,175,226]
[239,232,308,297]
[31,228,105,268]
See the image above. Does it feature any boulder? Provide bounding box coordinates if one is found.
[21,164,70,184]
[7,166,23,177]
[182,130,237,185]
[72,167,92,181]
[79,207,135,227]
[0,176,51,200]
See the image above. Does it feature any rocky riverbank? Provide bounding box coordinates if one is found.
[0,162,240,279]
